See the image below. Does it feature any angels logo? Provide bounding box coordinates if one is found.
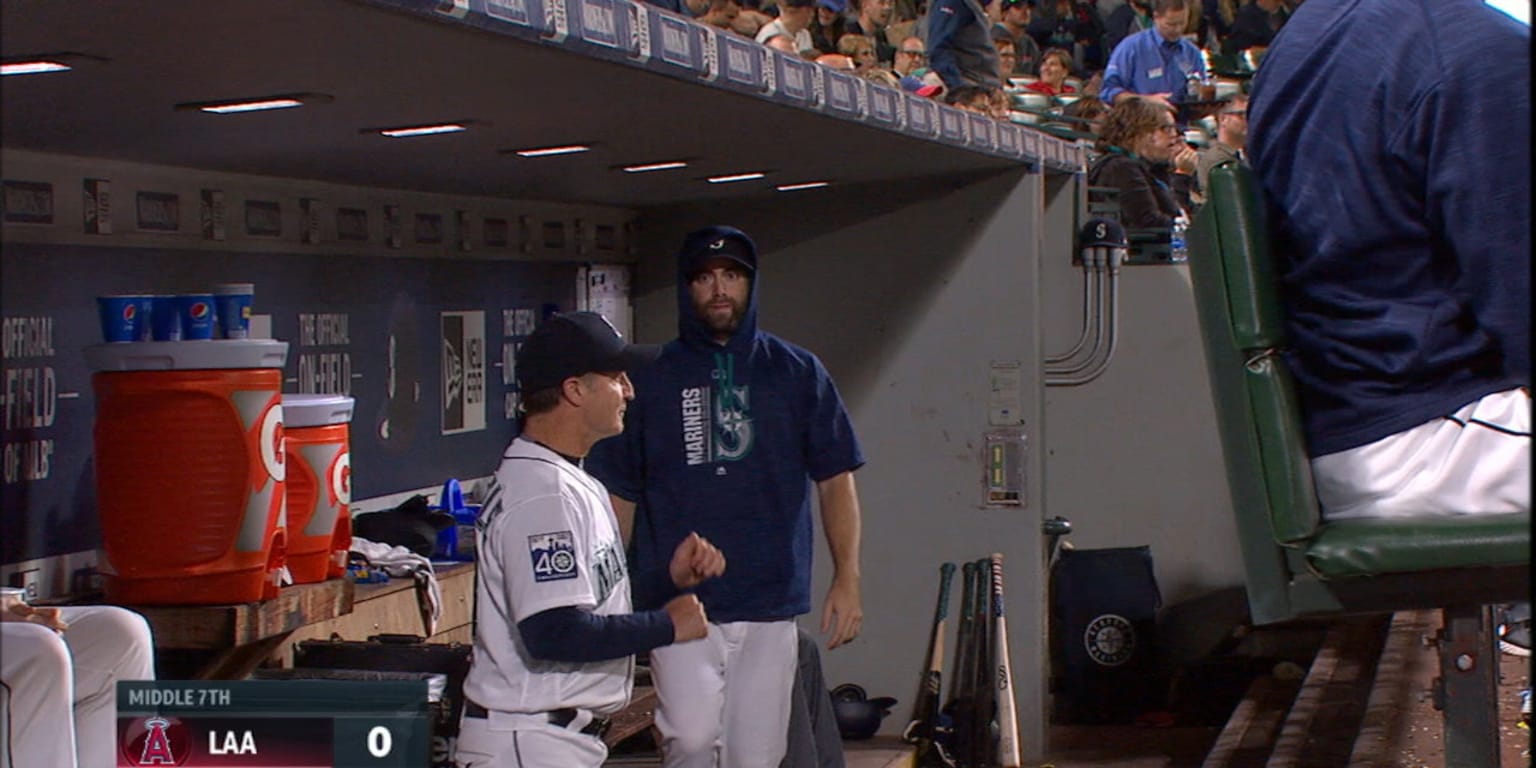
[121,715,192,766]
[1083,614,1135,667]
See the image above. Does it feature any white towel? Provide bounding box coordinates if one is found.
[348,537,443,636]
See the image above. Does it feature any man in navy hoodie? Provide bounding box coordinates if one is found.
[587,225,866,768]
[1247,0,1529,519]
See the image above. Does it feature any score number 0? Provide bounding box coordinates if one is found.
[367,726,393,758]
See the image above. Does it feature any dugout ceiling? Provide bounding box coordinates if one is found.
[0,0,1047,209]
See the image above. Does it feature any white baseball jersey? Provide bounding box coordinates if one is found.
[462,437,633,716]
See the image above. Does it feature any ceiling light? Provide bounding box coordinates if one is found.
[378,123,470,138]
[177,93,332,114]
[1,52,104,76]
[706,172,766,184]
[2,60,71,76]
[512,144,593,158]
[776,181,830,192]
[621,161,689,173]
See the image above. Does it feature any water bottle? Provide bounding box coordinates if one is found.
[1169,215,1190,263]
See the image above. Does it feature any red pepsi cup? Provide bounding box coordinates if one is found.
[97,295,153,343]
[178,294,216,340]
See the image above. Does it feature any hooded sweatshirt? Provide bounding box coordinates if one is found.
[586,226,865,621]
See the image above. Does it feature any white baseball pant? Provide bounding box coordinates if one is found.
[651,619,798,768]
[454,713,607,768]
[1314,387,1530,519]
[0,605,156,768]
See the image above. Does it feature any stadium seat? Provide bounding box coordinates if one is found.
[1185,162,1529,767]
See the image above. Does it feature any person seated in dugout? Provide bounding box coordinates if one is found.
[1,593,157,768]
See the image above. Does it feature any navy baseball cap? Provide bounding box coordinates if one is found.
[679,225,758,278]
[516,311,660,392]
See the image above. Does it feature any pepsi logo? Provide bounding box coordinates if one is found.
[123,304,137,321]
[189,302,211,319]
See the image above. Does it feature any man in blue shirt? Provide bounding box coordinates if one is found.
[587,226,866,768]
[1099,0,1204,108]
[1247,0,1530,519]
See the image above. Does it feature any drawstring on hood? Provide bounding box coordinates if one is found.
[676,225,761,354]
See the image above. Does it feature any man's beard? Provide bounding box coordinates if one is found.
[700,300,744,337]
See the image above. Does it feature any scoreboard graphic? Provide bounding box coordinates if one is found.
[116,681,430,767]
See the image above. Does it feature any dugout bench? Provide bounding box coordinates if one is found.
[1185,162,1530,767]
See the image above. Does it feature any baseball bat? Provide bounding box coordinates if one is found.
[903,562,952,764]
[991,553,1021,768]
[943,561,978,765]
[904,562,956,744]
[969,557,995,768]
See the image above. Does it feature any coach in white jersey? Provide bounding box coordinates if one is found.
[456,311,725,768]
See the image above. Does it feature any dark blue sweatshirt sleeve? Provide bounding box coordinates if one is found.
[517,606,675,663]
[925,0,967,90]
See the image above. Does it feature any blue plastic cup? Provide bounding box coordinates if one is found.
[213,283,254,339]
[177,294,216,340]
[151,295,183,341]
[98,295,151,343]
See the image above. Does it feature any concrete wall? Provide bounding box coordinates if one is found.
[1035,181,1247,610]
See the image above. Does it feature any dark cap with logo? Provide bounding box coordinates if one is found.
[679,224,758,279]
[515,311,660,393]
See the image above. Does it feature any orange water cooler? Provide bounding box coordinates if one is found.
[282,394,354,584]
[86,340,290,605]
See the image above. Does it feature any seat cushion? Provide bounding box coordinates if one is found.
[1305,513,1531,578]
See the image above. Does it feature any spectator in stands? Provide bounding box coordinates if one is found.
[1087,97,1195,229]
[810,0,850,54]
[1063,93,1110,137]
[1222,0,1287,55]
[1247,0,1529,519]
[764,32,802,54]
[947,84,1010,118]
[757,0,820,56]
[1099,0,1205,109]
[927,0,1002,93]
[1201,0,1235,50]
[893,35,930,76]
[1025,48,1078,95]
[1194,93,1246,198]
[993,0,1042,74]
[698,0,744,30]
[1103,0,1150,53]
[848,0,900,64]
[993,34,1020,81]
[839,33,881,71]
[1028,0,1105,70]
[734,0,775,35]
[816,52,859,71]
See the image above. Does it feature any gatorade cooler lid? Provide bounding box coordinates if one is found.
[84,339,288,372]
[283,394,355,427]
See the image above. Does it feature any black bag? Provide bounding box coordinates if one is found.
[293,634,472,768]
[353,495,455,557]
[1049,545,1164,724]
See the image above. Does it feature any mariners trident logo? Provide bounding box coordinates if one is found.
[681,352,753,466]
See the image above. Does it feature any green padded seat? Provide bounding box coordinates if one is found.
[1186,162,1530,621]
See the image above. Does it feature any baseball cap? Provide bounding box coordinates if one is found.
[1000,0,1032,8]
[816,0,846,11]
[515,311,660,392]
[679,225,758,278]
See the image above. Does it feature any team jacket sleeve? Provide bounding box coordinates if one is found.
[803,354,866,481]
[517,605,676,663]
